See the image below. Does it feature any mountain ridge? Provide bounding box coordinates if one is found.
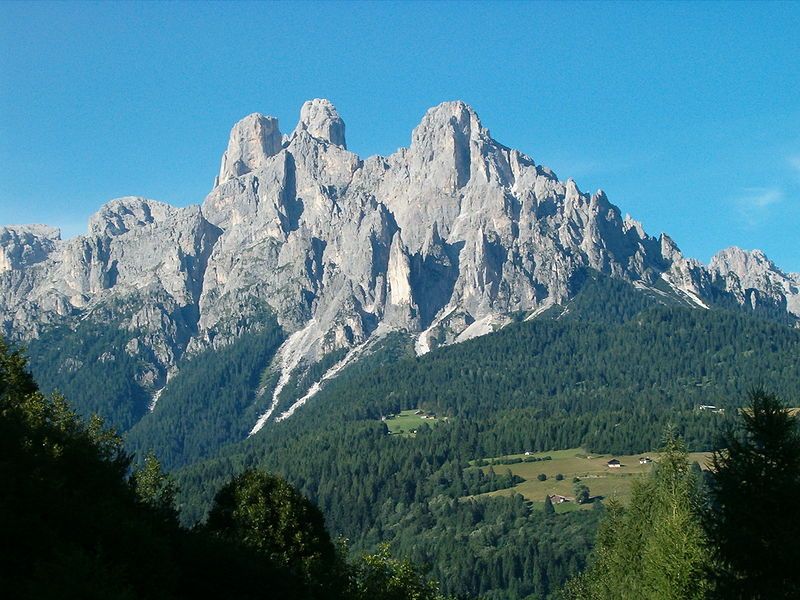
[2,98,798,436]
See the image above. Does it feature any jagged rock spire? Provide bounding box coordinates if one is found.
[292,99,346,148]
[216,113,283,186]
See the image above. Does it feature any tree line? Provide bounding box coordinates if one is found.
[6,334,798,599]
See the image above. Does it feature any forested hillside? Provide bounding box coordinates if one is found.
[161,276,800,599]
[125,317,285,465]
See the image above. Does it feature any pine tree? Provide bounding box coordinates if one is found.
[563,430,710,599]
[640,433,710,600]
[544,494,555,515]
[706,389,800,599]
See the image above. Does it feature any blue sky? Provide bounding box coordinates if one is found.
[2,1,799,271]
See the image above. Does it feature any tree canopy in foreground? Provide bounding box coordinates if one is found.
[0,338,455,600]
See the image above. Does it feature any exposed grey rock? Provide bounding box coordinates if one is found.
[0,224,60,272]
[292,98,346,149]
[1,197,221,394]
[216,113,283,186]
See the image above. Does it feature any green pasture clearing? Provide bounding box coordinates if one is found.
[471,447,713,509]
[384,409,441,436]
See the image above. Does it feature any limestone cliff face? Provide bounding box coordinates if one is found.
[1,99,797,425]
[0,224,60,273]
[216,113,283,186]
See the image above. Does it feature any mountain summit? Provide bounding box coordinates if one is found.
[1,99,797,432]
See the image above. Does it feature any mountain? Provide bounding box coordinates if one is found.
[5,100,800,600]
[1,99,798,440]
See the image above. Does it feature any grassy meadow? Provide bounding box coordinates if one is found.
[384,409,442,436]
[471,448,713,510]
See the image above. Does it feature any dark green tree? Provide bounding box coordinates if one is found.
[204,469,344,597]
[706,389,800,599]
[544,494,555,515]
[0,338,331,600]
[0,338,179,599]
[573,482,590,504]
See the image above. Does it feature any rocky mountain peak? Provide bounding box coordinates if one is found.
[659,233,683,262]
[410,100,486,153]
[710,247,800,317]
[1,224,61,239]
[216,113,283,186]
[292,99,346,149]
[417,100,483,131]
[622,213,647,240]
[711,246,772,273]
[88,197,176,237]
